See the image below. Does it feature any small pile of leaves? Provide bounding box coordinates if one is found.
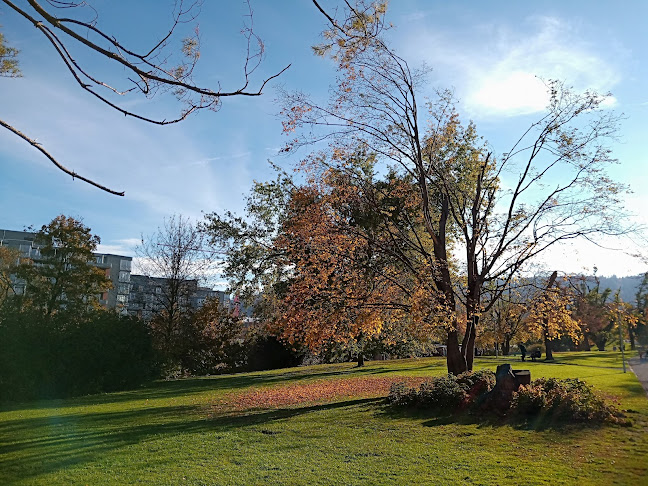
[216,376,426,411]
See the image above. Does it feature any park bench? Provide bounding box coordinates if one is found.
[529,349,541,362]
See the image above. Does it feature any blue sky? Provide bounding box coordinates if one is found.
[1,0,646,281]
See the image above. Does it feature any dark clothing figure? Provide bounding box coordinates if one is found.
[519,344,527,362]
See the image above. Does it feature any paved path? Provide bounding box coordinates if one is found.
[628,356,648,396]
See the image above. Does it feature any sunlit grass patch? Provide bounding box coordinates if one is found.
[0,352,646,485]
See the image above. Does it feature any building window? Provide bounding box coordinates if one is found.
[117,294,128,305]
[118,283,130,294]
[120,259,131,271]
[118,271,130,282]
[155,286,162,294]
[96,255,105,264]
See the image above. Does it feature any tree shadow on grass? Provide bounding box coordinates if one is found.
[0,367,373,413]
[0,396,382,483]
[377,402,614,433]
[0,360,446,414]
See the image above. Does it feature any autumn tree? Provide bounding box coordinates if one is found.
[0,0,288,195]
[0,246,19,307]
[525,272,582,360]
[15,215,111,315]
[185,297,247,373]
[608,290,638,353]
[570,273,615,351]
[136,215,216,366]
[273,158,419,365]
[204,156,443,365]
[479,283,529,356]
[281,0,628,374]
[0,27,19,77]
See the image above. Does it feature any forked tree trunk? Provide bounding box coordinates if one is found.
[596,337,607,351]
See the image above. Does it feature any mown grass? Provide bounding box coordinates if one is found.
[1,351,646,485]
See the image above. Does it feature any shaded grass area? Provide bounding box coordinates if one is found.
[1,352,646,485]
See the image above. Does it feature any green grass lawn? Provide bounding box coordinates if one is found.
[1,351,647,485]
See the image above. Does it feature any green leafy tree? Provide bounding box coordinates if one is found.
[633,272,648,349]
[16,215,111,316]
[186,297,247,373]
[571,274,615,351]
[0,245,19,306]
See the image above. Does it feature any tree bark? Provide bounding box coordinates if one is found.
[542,271,558,361]
[502,336,511,356]
[465,315,478,371]
[446,328,467,375]
[596,337,607,351]
[544,331,554,361]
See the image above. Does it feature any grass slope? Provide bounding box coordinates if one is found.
[1,352,647,485]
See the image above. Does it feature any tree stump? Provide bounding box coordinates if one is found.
[485,364,530,411]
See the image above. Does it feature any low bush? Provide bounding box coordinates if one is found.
[388,370,495,411]
[511,378,627,425]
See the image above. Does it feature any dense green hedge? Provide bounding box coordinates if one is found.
[0,306,159,402]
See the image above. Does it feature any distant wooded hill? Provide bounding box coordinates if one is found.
[590,274,646,303]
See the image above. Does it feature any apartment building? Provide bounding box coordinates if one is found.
[127,274,229,321]
[0,229,132,313]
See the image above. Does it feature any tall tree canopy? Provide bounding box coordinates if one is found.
[279,1,629,374]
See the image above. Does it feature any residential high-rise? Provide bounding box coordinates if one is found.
[0,229,132,313]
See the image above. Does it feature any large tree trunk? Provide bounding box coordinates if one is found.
[357,352,365,367]
[464,315,478,371]
[446,329,467,375]
[542,271,558,361]
[544,331,554,361]
[502,335,511,356]
[595,335,607,351]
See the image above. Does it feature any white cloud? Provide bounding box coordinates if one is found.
[401,15,621,117]
[96,238,141,256]
[470,72,548,116]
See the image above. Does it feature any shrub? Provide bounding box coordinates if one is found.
[511,378,627,425]
[388,381,417,407]
[0,307,159,401]
[457,369,496,401]
[388,370,495,411]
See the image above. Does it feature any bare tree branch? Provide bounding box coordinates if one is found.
[0,0,290,194]
[0,117,125,195]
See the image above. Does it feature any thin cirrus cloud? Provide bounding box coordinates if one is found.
[402,15,621,117]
